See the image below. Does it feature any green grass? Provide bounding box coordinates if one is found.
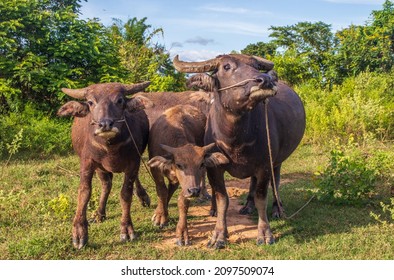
[0,144,393,260]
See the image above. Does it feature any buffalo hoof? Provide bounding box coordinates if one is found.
[72,237,87,250]
[256,231,275,245]
[207,239,226,249]
[89,212,106,223]
[197,192,212,203]
[257,237,275,245]
[175,239,191,246]
[207,230,227,249]
[151,213,169,228]
[72,220,88,250]
[271,204,284,219]
[239,201,255,215]
[120,233,137,242]
[209,209,217,217]
[135,187,151,208]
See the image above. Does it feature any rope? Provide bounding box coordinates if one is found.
[218,78,257,92]
[90,117,126,126]
[264,100,286,218]
[264,100,315,220]
[123,119,156,183]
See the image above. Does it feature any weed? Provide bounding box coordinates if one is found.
[315,140,379,205]
[370,198,394,226]
[1,128,24,170]
[47,193,72,221]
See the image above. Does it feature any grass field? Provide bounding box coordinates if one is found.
[0,144,393,260]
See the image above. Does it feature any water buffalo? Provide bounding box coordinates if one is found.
[147,104,228,246]
[173,54,306,248]
[135,90,213,199]
[57,82,152,249]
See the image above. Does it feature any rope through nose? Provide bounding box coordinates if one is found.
[90,116,126,126]
[217,78,257,92]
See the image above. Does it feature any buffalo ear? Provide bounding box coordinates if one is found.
[187,74,217,92]
[148,156,173,172]
[204,152,229,167]
[127,96,154,113]
[57,101,89,117]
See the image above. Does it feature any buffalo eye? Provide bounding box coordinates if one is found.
[87,100,94,107]
[223,64,231,71]
[116,98,125,106]
[175,164,184,170]
[200,162,205,169]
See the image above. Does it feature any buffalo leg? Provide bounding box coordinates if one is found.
[73,161,95,249]
[134,177,151,207]
[206,167,228,249]
[209,188,217,217]
[151,168,169,228]
[167,181,179,203]
[239,177,257,215]
[93,170,113,222]
[271,164,283,218]
[175,193,190,246]
[198,171,212,202]
[255,174,274,245]
[120,170,137,242]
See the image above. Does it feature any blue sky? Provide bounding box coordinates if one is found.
[80,0,385,61]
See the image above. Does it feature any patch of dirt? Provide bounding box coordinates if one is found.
[154,178,256,248]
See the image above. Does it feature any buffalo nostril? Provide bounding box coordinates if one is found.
[255,74,274,88]
[98,119,114,131]
[187,188,201,197]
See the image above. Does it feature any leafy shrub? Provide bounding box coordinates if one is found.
[370,198,394,226]
[297,70,394,144]
[0,104,72,159]
[316,140,379,205]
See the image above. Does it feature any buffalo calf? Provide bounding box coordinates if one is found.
[58,82,152,249]
[147,105,228,246]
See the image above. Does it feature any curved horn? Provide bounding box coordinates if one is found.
[61,87,88,99]
[160,144,178,155]
[202,143,216,154]
[252,55,274,71]
[229,54,274,71]
[173,55,219,73]
[123,81,151,95]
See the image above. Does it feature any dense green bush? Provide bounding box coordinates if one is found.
[0,104,71,158]
[297,70,394,144]
[315,138,393,205]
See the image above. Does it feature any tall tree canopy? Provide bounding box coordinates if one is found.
[0,0,184,114]
[241,0,394,88]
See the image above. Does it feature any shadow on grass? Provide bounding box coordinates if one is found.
[265,172,382,244]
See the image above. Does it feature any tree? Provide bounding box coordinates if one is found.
[336,0,394,76]
[269,21,337,87]
[241,41,277,58]
[0,0,121,112]
[109,17,186,92]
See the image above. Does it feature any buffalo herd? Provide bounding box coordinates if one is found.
[58,54,306,249]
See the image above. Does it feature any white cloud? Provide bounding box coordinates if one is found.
[199,4,274,16]
[168,18,269,37]
[201,5,250,14]
[185,36,215,46]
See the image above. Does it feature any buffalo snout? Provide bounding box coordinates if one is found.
[186,187,201,198]
[98,119,115,131]
[94,118,120,139]
[255,73,275,90]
